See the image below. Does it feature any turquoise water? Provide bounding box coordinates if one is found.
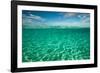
[22,28,90,62]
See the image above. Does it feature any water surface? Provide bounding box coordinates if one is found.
[22,28,90,62]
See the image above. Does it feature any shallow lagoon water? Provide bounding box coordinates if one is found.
[22,28,90,62]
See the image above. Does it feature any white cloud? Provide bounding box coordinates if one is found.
[82,17,90,23]
[22,13,47,28]
[63,12,77,17]
[23,14,45,22]
[29,14,45,21]
[77,14,90,24]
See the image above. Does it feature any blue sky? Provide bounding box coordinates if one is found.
[22,10,90,28]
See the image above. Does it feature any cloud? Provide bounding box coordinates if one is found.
[60,12,90,27]
[82,17,90,23]
[78,14,90,23]
[23,14,45,22]
[22,13,47,28]
[62,12,77,18]
[61,12,90,23]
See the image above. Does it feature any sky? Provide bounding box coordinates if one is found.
[22,10,90,29]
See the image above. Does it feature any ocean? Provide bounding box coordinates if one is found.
[22,28,90,62]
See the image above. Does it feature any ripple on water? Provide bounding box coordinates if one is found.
[22,29,90,62]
